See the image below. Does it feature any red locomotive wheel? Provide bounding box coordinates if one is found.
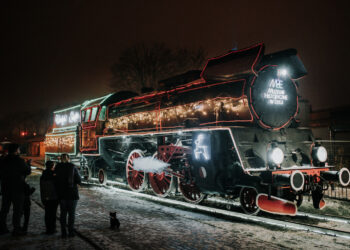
[98,169,107,185]
[126,149,148,192]
[239,187,260,215]
[179,179,206,204]
[149,152,174,197]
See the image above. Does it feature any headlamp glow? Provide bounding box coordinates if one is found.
[277,68,288,77]
[269,147,284,165]
[315,146,327,163]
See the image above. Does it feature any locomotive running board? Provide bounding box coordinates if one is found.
[256,194,297,216]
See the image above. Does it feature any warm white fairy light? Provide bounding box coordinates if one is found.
[106,97,249,132]
[45,133,75,153]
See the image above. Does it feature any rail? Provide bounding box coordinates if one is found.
[83,180,350,240]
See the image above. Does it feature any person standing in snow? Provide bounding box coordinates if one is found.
[0,143,31,236]
[22,161,35,234]
[40,160,58,234]
[55,154,81,238]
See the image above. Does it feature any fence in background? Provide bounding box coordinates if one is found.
[318,140,350,201]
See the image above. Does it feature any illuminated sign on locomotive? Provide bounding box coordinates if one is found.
[263,78,288,105]
[53,105,81,128]
[249,65,298,129]
[194,133,210,161]
[55,111,80,126]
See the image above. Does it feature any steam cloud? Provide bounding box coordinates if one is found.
[133,156,170,173]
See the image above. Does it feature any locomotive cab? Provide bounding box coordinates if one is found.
[80,91,138,153]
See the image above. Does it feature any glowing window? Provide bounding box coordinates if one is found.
[84,109,91,122]
[90,107,99,122]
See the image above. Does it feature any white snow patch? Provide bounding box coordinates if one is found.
[133,156,170,173]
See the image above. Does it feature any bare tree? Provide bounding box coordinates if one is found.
[110,43,206,93]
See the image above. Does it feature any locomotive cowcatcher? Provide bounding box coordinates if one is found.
[45,43,350,216]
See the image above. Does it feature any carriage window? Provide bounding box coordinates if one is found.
[84,109,91,122]
[98,106,107,121]
[90,107,99,122]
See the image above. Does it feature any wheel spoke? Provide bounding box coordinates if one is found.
[149,152,173,197]
[179,180,205,204]
[240,188,259,215]
[126,150,147,191]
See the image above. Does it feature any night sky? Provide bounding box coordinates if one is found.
[1,0,349,117]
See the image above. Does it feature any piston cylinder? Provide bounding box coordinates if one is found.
[321,168,350,187]
[273,170,305,192]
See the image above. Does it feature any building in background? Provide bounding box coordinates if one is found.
[26,136,45,157]
[310,106,350,140]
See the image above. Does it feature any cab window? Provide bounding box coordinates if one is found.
[81,110,86,122]
[90,107,99,122]
[84,109,91,122]
[98,106,107,121]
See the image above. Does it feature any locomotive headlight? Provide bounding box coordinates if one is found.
[313,146,327,163]
[277,68,288,77]
[269,147,284,165]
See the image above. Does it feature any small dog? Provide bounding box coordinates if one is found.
[110,211,120,229]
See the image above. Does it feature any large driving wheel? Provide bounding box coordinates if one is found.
[179,179,206,204]
[149,152,174,197]
[126,149,148,191]
[240,187,260,215]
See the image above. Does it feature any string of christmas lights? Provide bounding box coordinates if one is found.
[44,133,76,153]
[106,97,251,132]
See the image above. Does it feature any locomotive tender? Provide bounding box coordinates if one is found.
[45,43,350,216]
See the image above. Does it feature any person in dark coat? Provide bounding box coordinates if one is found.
[0,143,31,236]
[0,145,4,196]
[0,143,8,196]
[55,154,81,238]
[40,160,59,234]
[22,174,35,234]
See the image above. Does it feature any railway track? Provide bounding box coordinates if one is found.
[206,197,350,226]
[83,178,350,240]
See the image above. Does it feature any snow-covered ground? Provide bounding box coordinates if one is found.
[0,197,94,249]
[24,173,350,250]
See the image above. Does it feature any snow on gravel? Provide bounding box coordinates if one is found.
[26,174,350,249]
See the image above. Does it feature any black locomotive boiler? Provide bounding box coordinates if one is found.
[45,43,350,216]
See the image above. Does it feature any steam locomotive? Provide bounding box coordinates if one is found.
[45,43,350,216]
